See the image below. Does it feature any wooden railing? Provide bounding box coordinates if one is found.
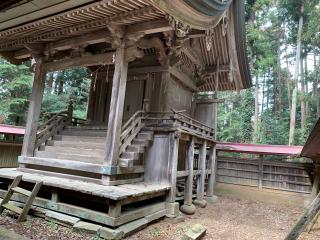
[119,109,215,156]
[119,110,145,155]
[35,113,69,149]
[143,109,215,140]
[171,108,214,139]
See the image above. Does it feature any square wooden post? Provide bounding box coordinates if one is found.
[180,137,196,215]
[258,154,264,190]
[206,145,218,203]
[103,46,128,182]
[21,59,46,157]
[194,140,207,208]
[311,164,320,199]
[166,132,180,218]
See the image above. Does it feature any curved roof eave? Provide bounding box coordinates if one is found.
[151,0,232,30]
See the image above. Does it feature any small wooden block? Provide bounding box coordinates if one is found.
[144,209,166,223]
[165,202,180,217]
[183,224,206,240]
[45,211,80,227]
[73,221,101,234]
[118,218,148,237]
[98,227,124,240]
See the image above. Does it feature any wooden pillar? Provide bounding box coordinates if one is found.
[258,154,264,190]
[206,145,218,202]
[194,140,207,207]
[180,137,196,214]
[86,74,95,122]
[311,164,320,199]
[167,132,180,203]
[103,46,128,178]
[21,59,46,157]
[166,132,180,218]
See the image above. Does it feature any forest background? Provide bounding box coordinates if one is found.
[0,0,319,146]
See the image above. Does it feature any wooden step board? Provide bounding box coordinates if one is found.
[0,175,43,222]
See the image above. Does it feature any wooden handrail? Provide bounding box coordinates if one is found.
[35,114,68,149]
[119,110,145,156]
[170,108,214,132]
[122,110,145,132]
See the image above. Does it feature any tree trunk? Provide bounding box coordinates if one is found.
[261,74,265,113]
[289,4,304,146]
[313,44,320,119]
[266,69,270,110]
[304,55,309,121]
[57,71,65,95]
[253,74,259,143]
[47,72,54,94]
[300,54,306,134]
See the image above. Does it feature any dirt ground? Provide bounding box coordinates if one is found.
[0,195,320,240]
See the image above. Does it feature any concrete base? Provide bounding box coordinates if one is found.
[164,213,185,224]
[180,204,196,215]
[193,198,207,208]
[165,202,180,217]
[205,195,218,203]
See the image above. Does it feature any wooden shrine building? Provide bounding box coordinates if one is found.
[0,0,251,237]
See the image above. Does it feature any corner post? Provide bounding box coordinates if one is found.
[103,45,128,181]
[21,58,46,157]
[194,140,207,208]
[311,164,320,200]
[180,136,196,215]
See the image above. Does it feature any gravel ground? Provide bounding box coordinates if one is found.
[130,196,305,240]
[0,195,319,240]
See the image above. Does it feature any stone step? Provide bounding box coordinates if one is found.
[61,130,107,137]
[35,151,103,164]
[60,135,106,143]
[48,140,105,149]
[120,151,140,161]
[41,146,105,156]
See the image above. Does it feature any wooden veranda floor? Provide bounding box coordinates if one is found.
[0,168,170,228]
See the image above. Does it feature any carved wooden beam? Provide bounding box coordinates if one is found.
[14,31,112,59]
[127,19,172,35]
[0,7,164,51]
[0,51,24,65]
[181,44,204,67]
[169,66,197,92]
[43,52,114,72]
[138,37,167,65]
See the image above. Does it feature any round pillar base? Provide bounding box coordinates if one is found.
[205,195,218,203]
[180,204,196,215]
[193,198,207,208]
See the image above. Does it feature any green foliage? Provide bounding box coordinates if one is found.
[218,90,254,143]
[0,59,32,125]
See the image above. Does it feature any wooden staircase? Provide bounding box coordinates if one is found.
[35,126,108,165]
[119,131,154,168]
[0,175,42,222]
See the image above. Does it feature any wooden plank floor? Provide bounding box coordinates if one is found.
[0,168,170,201]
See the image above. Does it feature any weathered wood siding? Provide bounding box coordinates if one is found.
[217,156,314,194]
[0,142,21,167]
